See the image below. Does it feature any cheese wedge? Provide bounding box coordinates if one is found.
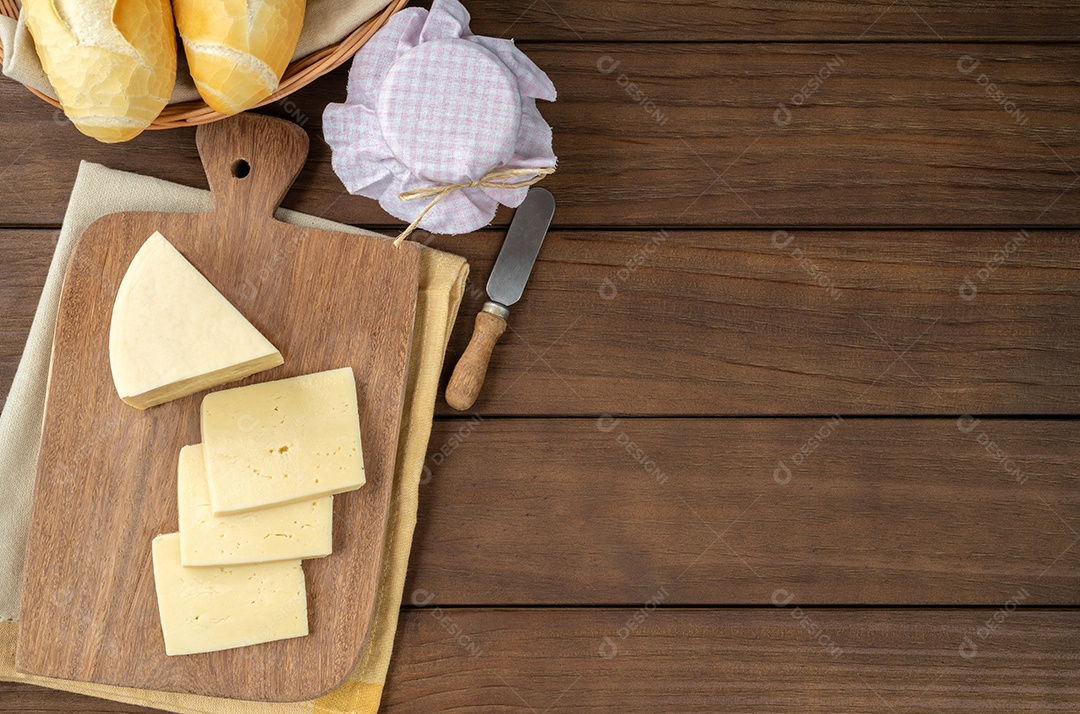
[151,533,308,656]
[109,231,283,410]
[177,444,333,566]
[201,367,365,515]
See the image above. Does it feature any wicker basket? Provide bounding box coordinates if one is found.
[0,0,407,129]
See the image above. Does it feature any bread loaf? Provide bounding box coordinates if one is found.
[173,0,307,116]
[22,0,176,143]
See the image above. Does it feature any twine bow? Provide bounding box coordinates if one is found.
[393,167,555,246]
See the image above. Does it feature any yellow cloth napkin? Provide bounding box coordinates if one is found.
[0,161,468,714]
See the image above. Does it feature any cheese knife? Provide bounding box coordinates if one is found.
[445,187,555,410]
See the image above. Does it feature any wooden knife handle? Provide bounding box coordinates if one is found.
[446,307,508,411]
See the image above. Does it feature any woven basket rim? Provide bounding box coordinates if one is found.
[0,0,407,129]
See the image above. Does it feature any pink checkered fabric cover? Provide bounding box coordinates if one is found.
[323,0,557,235]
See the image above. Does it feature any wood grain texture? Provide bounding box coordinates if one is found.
[4,609,1080,713]
[385,608,1080,713]
[1,3,1079,710]
[463,0,1080,41]
[2,43,1079,227]
[429,229,1080,415]
[445,310,507,411]
[406,418,1080,605]
[15,116,421,701]
[3,228,1079,416]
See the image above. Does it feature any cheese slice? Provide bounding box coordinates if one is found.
[201,367,366,515]
[177,443,333,566]
[151,533,308,656]
[109,231,283,410]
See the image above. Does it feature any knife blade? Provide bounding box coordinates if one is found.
[445,187,555,410]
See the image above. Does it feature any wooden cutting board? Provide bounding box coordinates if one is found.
[15,114,421,702]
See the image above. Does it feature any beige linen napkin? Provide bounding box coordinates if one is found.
[0,161,468,714]
[0,0,392,103]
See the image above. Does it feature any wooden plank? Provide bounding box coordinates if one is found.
[431,228,1080,415]
[386,608,1080,713]
[387,609,1080,712]
[3,229,1079,415]
[465,0,1080,42]
[2,43,1078,227]
[408,418,1080,605]
[0,231,51,405]
[4,609,1079,712]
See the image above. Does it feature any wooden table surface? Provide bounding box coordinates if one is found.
[2,1,1079,711]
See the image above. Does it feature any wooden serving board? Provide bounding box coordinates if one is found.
[15,114,421,702]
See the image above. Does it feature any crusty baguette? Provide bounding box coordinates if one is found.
[173,0,307,116]
[22,0,176,143]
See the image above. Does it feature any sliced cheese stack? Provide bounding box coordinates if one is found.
[110,231,283,410]
[177,444,333,567]
[153,367,366,656]
[152,533,308,656]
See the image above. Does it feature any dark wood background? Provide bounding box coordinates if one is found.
[1,0,1078,711]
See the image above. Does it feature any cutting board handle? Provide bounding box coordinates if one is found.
[196,114,311,221]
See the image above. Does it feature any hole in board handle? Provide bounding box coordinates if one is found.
[232,159,251,179]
